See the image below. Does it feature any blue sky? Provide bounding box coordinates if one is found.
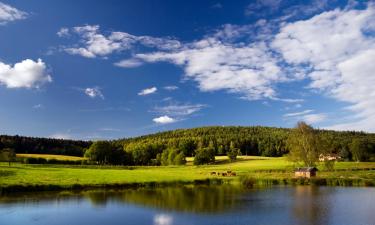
[0,0,374,140]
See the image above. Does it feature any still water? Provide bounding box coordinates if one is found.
[0,185,374,225]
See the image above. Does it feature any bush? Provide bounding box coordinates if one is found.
[227,148,239,162]
[323,160,335,171]
[160,148,186,166]
[174,152,186,165]
[194,147,215,165]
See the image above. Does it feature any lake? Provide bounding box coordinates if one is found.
[0,185,374,225]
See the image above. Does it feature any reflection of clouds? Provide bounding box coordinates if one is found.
[153,214,173,225]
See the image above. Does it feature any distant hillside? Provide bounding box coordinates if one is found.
[1,126,374,160]
[116,126,375,159]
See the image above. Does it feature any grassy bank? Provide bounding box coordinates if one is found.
[1,156,375,193]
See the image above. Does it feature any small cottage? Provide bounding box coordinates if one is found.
[295,167,318,178]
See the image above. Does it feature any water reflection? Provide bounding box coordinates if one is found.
[292,186,332,225]
[0,185,248,213]
[153,214,173,225]
[1,186,375,225]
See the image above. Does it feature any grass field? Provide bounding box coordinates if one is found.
[16,154,84,161]
[1,155,375,191]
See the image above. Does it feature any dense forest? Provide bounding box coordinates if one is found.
[0,135,90,156]
[116,126,375,163]
[1,126,375,165]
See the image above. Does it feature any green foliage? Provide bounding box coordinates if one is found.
[0,135,90,156]
[0,148,16,166]
[194,147,215,165]
[323,160,336,171]
[2,125,375,167]
[174,152,186,165]
[227,141,239,162]
[287,122,322,167]
[160,148,186,166]
[85,141,129,165]
[349,138,370,162]
[227,148,239,162]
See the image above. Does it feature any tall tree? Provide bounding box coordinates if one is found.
[287,122,321,167]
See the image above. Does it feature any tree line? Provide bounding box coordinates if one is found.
[1,125,375,166]
[0,135,90,156]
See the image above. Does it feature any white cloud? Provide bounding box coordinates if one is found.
[49,133,73,140]
[283,109,327,124]
[61,25,181,58]
[153,103,206,116]
[56,3,375,132]
[152,115,176,124]
[57,27,70,37]
[163,85,178,91]
[0,59,52,88]
[284,110,314,117]
[84,87,104,99]
[302,113,327,124]
[114,58,143,68]
[0,2,27,25]
[273,4,375,131]
[138,86,157,96]
[135,40,288,100]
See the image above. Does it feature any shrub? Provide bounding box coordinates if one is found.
[160,148,186,166]
[174,152,186,165]
[227,148,239,162]
[194,147,215,165]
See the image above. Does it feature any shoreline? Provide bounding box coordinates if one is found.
[1,176,374,195]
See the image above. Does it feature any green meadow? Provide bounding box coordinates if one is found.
[1,155,375,191]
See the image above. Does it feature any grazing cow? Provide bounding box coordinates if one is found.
[210,172,217,175]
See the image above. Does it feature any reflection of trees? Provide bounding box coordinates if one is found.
[0,185,249,213]
[84,185,247,213]
[291,186,332,225]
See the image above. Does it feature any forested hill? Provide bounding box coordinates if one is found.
[117,126,375,159]
[1,126,374,160]
[0,135,91,156]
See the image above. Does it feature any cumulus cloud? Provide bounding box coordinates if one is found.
[84,87,104,99]
[60,25,181,58]
[57,27,70,37]
[135,40,287,100]
[0,59,52,88]
[57,2,375,131]
[0,2,27,25]
[152,115,176,124]
[273,4,375,131]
